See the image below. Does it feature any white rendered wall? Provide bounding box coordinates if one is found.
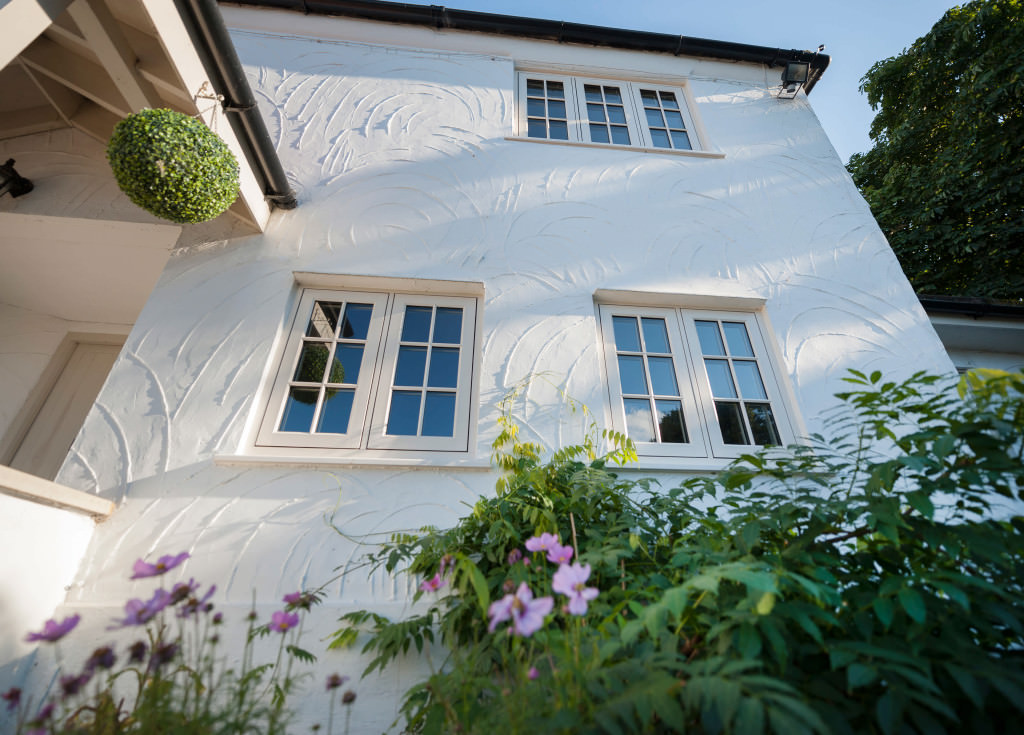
[6,10,954,732]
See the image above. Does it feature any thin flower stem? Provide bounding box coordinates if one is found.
[569,512,580,559]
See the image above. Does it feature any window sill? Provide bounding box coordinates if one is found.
[214,451,494,471]
[505,136,726,159]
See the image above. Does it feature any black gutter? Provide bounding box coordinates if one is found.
[919,295,1024,320]
[177,0,297,210]
[222,0,830,93]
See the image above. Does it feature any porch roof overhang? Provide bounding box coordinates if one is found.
[0,0,295,231]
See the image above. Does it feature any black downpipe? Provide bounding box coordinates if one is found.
[177,0,297,209]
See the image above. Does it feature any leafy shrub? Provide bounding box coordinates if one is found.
[5,555,356,734]
[107,108,239,224]
[332,369,1024,734]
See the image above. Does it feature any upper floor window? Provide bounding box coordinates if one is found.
[597,301,797,461]
[518,73,699,152]
[256,278,480,455]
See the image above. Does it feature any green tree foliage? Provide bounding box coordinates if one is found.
[846,0,1024,299]
[333,370,1024,734]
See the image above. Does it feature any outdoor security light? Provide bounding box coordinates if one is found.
[778,61,811,99]
[0,159,33,198]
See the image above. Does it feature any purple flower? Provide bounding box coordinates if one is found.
[342,690,356,705]
[60,673,90,698]
[528,666,539,680]
[110,589,172,627]
[269,610,300,633]
[487,582,553,637]
[25,614,80,643]
[552,563,599,615]
[507,548,523,565]
[85,646,116,672]
[326,673,349,690]
[177,584,216,619]
[2,687,21,712]
[546,542,574,565]
[419,572,446,592]
[524,533,560,554]
[150,641,179,669]
[128,641,148,663]
[283,591,318,611]
[169,579,198,604]
[212,612,224,625]
[130,552,189,579]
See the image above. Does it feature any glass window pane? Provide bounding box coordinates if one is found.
[584,84,602,102]
[610,126,631,145]
[670,130,692,150]
[660,91,679,109]
[279,388,318,432]
[590,124,610,143]
[527,78,544,93]
[316,389,354,434]
[306,302,340,338]
[546,81,564,99]
[604,87,623,104]
[645,108,664,127]
[696,321,726,355]
[527,97,545,117]
[641,318,670,353]
[649,129,670,148]
[432,307,463,344]
[722,322,754,357]
[427,347,460,388]
[330,344,363,384]
[640,89,658,105]
[587,104,607,123]
[394,346,427,386]
[340,303,372,340]
[734,361,767,399]
[294,343,329,382]
[647,356,679,395]
[401,306,432,342]
[608,106,626,124]
[612,316,641,351]
[747,404,781,446]
[623,398,656,442]
[548,100,566,119]
[716,401,750,445]
[386,390,421,435]
[655,400,688,443]
[527,119,547,138]
[705,358,737,398]
[665,111,685,129]
[549,120,569,140]
[618,355,648,394]
[422,392,456,436]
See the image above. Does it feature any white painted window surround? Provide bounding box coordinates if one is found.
[254,275,483,460]
[596,292,799,464]
[516,72,713,155]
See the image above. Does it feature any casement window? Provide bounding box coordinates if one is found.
[598,303,796,461]
[256,281,479,454]
[518,73,699,151]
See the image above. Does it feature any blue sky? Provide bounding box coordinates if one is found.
[398,0,957,164]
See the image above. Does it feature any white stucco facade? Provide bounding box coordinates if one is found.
[1,6,954,732]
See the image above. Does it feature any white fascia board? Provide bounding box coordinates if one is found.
[0,0,73,68]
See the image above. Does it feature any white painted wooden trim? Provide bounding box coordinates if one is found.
[0,464,114,519]
[293,272,485,297]
[0,0,73,69]
[594,289,766,310]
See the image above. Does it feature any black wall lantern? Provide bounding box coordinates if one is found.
[0,159,33,198]
[778,61,811,100]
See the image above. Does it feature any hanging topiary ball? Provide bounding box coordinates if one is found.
[107,108,239,224]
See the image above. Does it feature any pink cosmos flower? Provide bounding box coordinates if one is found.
[487,582,553,637]
[25,614,80,643]
[546,542,574,565]
[524,532,559,553]
[419,572,446,592]
[130,552,190,579]
[2,687,20,712]
[269,610,300,633]
[110,589,172,627]
[552,563,599,615]
[283,591,318,610]
[528,666,539,680]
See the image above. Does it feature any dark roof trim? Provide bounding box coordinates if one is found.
[223,0,830,93]
[920,295,1024,320]
[178,0,297,209]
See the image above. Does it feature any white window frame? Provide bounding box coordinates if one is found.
[597,299,797,462]
[517,72,703,152]
[255,277,481,457]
